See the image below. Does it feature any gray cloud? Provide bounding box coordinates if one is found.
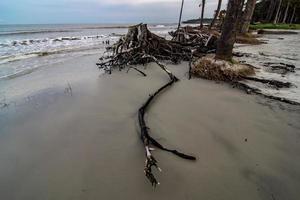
[0,0,228,24]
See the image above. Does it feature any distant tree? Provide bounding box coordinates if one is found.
[282,1,290,23]
[209,0,223,30]
[216,0,244,61]
[274,0,283,23]
[289,2,296,23]
[288,0,300,23]
[266,0,277,22]
[240,0,257,33]
[252,0,300,23]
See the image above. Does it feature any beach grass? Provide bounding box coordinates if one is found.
[250,23,300,30]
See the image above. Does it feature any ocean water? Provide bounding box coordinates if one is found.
[0,24,299,103]
[0,24,175,79]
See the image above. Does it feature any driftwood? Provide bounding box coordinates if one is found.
[169,26,218,54]
[263,62,296,74]
[242,76,292,89]
[97,24,217,73]
[257,30,298,35]
[127,67,147,77]
[233,81,300,105]
[138,55,196,186]
[97,24,198,186]
[97,23,192,72]
[97,23,299,186]
[190,58,298,105]
[232,51,252,57]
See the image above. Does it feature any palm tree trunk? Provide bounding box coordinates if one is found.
[273,0,282,24]
[209,0,222,30]
[236,0,245,32]
[240,0,256,34]
[200,0,206,28]
[216,0,244,61]
[282,1,290,23]
[289,6,296,24]
[177,0,185,30]
[266,0,276,22]
[278,8,283,23]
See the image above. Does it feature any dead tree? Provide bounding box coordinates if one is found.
[97,24,200,186]
[98,24,217,72]
[97,23,299,186]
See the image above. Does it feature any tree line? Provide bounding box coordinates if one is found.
[253,0,300,24]
[199,0,298,61]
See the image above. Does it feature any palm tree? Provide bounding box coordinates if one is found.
[289,5,296,23]
[282,0,290,23]
[216,0,244,61]
[209,0,223,30]
[200,0,206,28]
[266,0,277,22]
[240,0,257,33]
[274,0,283,23]
[177,0,185,30]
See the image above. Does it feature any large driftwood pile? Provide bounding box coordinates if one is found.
[97,23,217,73]
[169,26,218,53]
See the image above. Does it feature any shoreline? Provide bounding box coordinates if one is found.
[0,54,300,199]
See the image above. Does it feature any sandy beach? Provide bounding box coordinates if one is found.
[0,54,300,200]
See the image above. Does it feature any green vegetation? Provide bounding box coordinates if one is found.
[250,23,300,30]
[182,18,212,24]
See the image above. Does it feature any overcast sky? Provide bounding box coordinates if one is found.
[0,0,228,24]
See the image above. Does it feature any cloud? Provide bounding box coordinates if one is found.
[69,0,179,5]
[0,0,228,24]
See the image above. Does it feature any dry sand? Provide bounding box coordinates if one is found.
[0,54,300,200]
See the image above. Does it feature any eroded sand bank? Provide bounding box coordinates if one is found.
[0,54,299,200]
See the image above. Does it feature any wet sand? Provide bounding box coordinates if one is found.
[0,54,300,200]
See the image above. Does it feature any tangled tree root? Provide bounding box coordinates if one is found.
[191,55,255,81]
[96,23,298,186]
[97,24,199,187]
[96,24,217,73]
[191,55,298,105]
